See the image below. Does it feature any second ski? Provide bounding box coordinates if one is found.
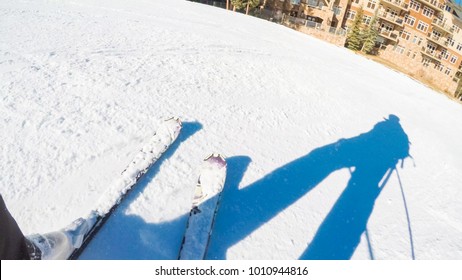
[178,154,227,260]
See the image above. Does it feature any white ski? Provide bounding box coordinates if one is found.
[26,117,182,260]
[178,154,227,260]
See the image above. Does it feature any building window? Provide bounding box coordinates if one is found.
[427,43,437,54]
[423,7,434,18]
[306,16,317,22]
[431,30,441,40]
[445,67,451,75]
[291,0,301,4]
[429,0,439,7]
[450,55,458,64]
[380,22,394,32]
[453,25,460,34]
[457,43,462,51]
[363,15,372,25]
[404,15,416,27]
[307,0,323,7]
[412,35,423,45]
[422,58,431,67]
[366,0,377,10]
[412,52,417,59]
[332,6,342,15]
[441,49,449,60]
[417,21,429,33]
[445,5,452,12]
[447,37,455,47]
[346,10,356,20]
[394,45,406,54]
[435,63,444,72]
[352,0,360,4]
[409,0,421,12]
[401,31,411,40]
[386,8,398,18]
[436,13,444,21]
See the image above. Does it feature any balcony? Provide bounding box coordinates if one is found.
[421,47,443,62]
[427,34,449,48]
[415,0,444,13]
[378,29,399,42]
[378,11,405,27]
[431,18,454,34]
[379,0,409,11]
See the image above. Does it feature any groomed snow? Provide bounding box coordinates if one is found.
[1,0,461,259]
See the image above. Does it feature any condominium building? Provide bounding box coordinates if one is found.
[345,0,462,94]
[264,0,462,96]
[264,0,349,27]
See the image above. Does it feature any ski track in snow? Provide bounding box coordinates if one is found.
[1,0,462,259]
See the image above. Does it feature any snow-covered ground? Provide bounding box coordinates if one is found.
[1,0,461,260]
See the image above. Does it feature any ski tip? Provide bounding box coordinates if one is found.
[164,116,182,126]
[162,117,182,140]
[204,153,227,167]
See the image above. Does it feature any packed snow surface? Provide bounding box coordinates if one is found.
[1,0,462,259]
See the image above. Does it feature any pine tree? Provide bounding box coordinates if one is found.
[231,0,243,10]
[346,7,364,51]
[362,11,379,54]
[231,0,261,14]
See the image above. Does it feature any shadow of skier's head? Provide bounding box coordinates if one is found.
[206,114,411,259]
[332,114,410,170]
[299,114,411,259]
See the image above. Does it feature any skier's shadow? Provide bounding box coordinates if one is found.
[206,114,411,260]
[80,115,411,260]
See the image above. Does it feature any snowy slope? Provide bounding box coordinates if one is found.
[1,0,461,260]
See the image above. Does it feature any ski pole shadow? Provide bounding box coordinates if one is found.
[78,121,203,259]
[206,114,411,260]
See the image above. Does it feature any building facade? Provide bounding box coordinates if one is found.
[264,0,462,97]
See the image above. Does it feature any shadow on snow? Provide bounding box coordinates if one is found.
[79,121,203,259]
[207,114,411,260]
[80,114,411,260]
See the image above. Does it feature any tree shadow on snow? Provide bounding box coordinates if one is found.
[206,114,411,260]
